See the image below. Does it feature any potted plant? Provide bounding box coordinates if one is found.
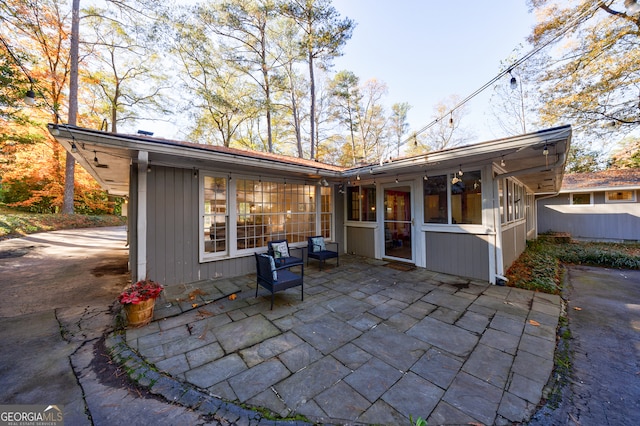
[118,279,163,327]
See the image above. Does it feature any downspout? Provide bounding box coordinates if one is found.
[137,151,148,281]
[492,151,567,285]
[534,192,562,240]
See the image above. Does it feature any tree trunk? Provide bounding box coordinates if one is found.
[62,0,80,215]
[309,51,316,160]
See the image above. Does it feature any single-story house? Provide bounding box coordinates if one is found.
[48,124,572,286]
[537,168,640,242]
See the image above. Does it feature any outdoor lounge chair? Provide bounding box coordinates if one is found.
[307,236,339,271]
[267,239,304,269]
[254,253,304,310]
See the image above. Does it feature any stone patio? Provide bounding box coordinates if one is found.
[124,255,560,425]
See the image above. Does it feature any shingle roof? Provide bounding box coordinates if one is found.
[145,137,346,172]
[561,168,640,191]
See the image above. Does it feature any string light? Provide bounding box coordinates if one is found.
[397,2,602,148]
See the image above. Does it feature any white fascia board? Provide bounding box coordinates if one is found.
[343,125,571,176]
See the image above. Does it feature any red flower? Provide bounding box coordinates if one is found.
[118,279,163,305]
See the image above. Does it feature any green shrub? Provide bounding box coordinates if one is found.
[506,239,639,294]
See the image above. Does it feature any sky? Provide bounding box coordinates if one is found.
[328,0,538,144]
[131,1,539,145]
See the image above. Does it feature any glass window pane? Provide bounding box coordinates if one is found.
[452,170,482,225]
[362,186,376,221]
[203,176,227,253]
[424,175,448,224]
[572,193,591,205]
[606,190,635,202]
[321,186,332,238]
[347,187,360,220]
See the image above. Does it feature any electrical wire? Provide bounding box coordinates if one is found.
[404,1,605,147]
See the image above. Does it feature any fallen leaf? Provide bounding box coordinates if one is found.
[228,293,237,301]
[191,303,198,308]
[529,319,541,326]
[188,289,208,300]
[574,306,583,311]
[196,308,213,318]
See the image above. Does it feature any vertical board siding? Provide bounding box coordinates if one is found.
[425,232,489,281]
[346,227,376,257]
[538,192,640,241]
[501,222,527,272]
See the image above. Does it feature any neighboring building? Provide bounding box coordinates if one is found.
[49,124,572,286]
[537,168,640,242]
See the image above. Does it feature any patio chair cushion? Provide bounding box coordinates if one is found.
[259,253,278,281]
[310,236,326,253]
[271,241,290,258]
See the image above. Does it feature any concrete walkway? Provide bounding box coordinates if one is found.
[120,256,561,425]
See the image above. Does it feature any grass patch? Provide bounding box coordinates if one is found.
[0,205,126,240]
[506,238,640,294]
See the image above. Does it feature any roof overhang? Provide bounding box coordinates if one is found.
[49,124,572,197]
[343,125,572,194]
[48,125,344,196]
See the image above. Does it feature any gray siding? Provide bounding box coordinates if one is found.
[345,227,376,258]
[425,232,489,281]
[139,168,345,286]
[537,191,640,241]
[145,166,254,285]
[501,222,527,271]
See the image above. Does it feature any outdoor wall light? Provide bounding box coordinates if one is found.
[24,89,36,106]
[509,71,517,90]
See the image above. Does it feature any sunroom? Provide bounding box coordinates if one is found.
[49,124,571,286]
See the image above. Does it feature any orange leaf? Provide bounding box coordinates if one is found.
[573,306,582,311]
[228,293,237,301]
[529,319,541,326]
[191,303,198,308]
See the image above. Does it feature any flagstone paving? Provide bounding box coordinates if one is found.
[123,255,560,425]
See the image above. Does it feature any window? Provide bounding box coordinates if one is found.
[202,176,332,258]
[498,179,504,223]
[424,175,448,223]
[424,171,482,225]
[203,176,227,254]
[500,178,526,224]
[451,170,482,224]
[606,190,636,203]
[346,186,376,222]
[320,186,333,238]
[236,179,316,249]
[571,193,592,205]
